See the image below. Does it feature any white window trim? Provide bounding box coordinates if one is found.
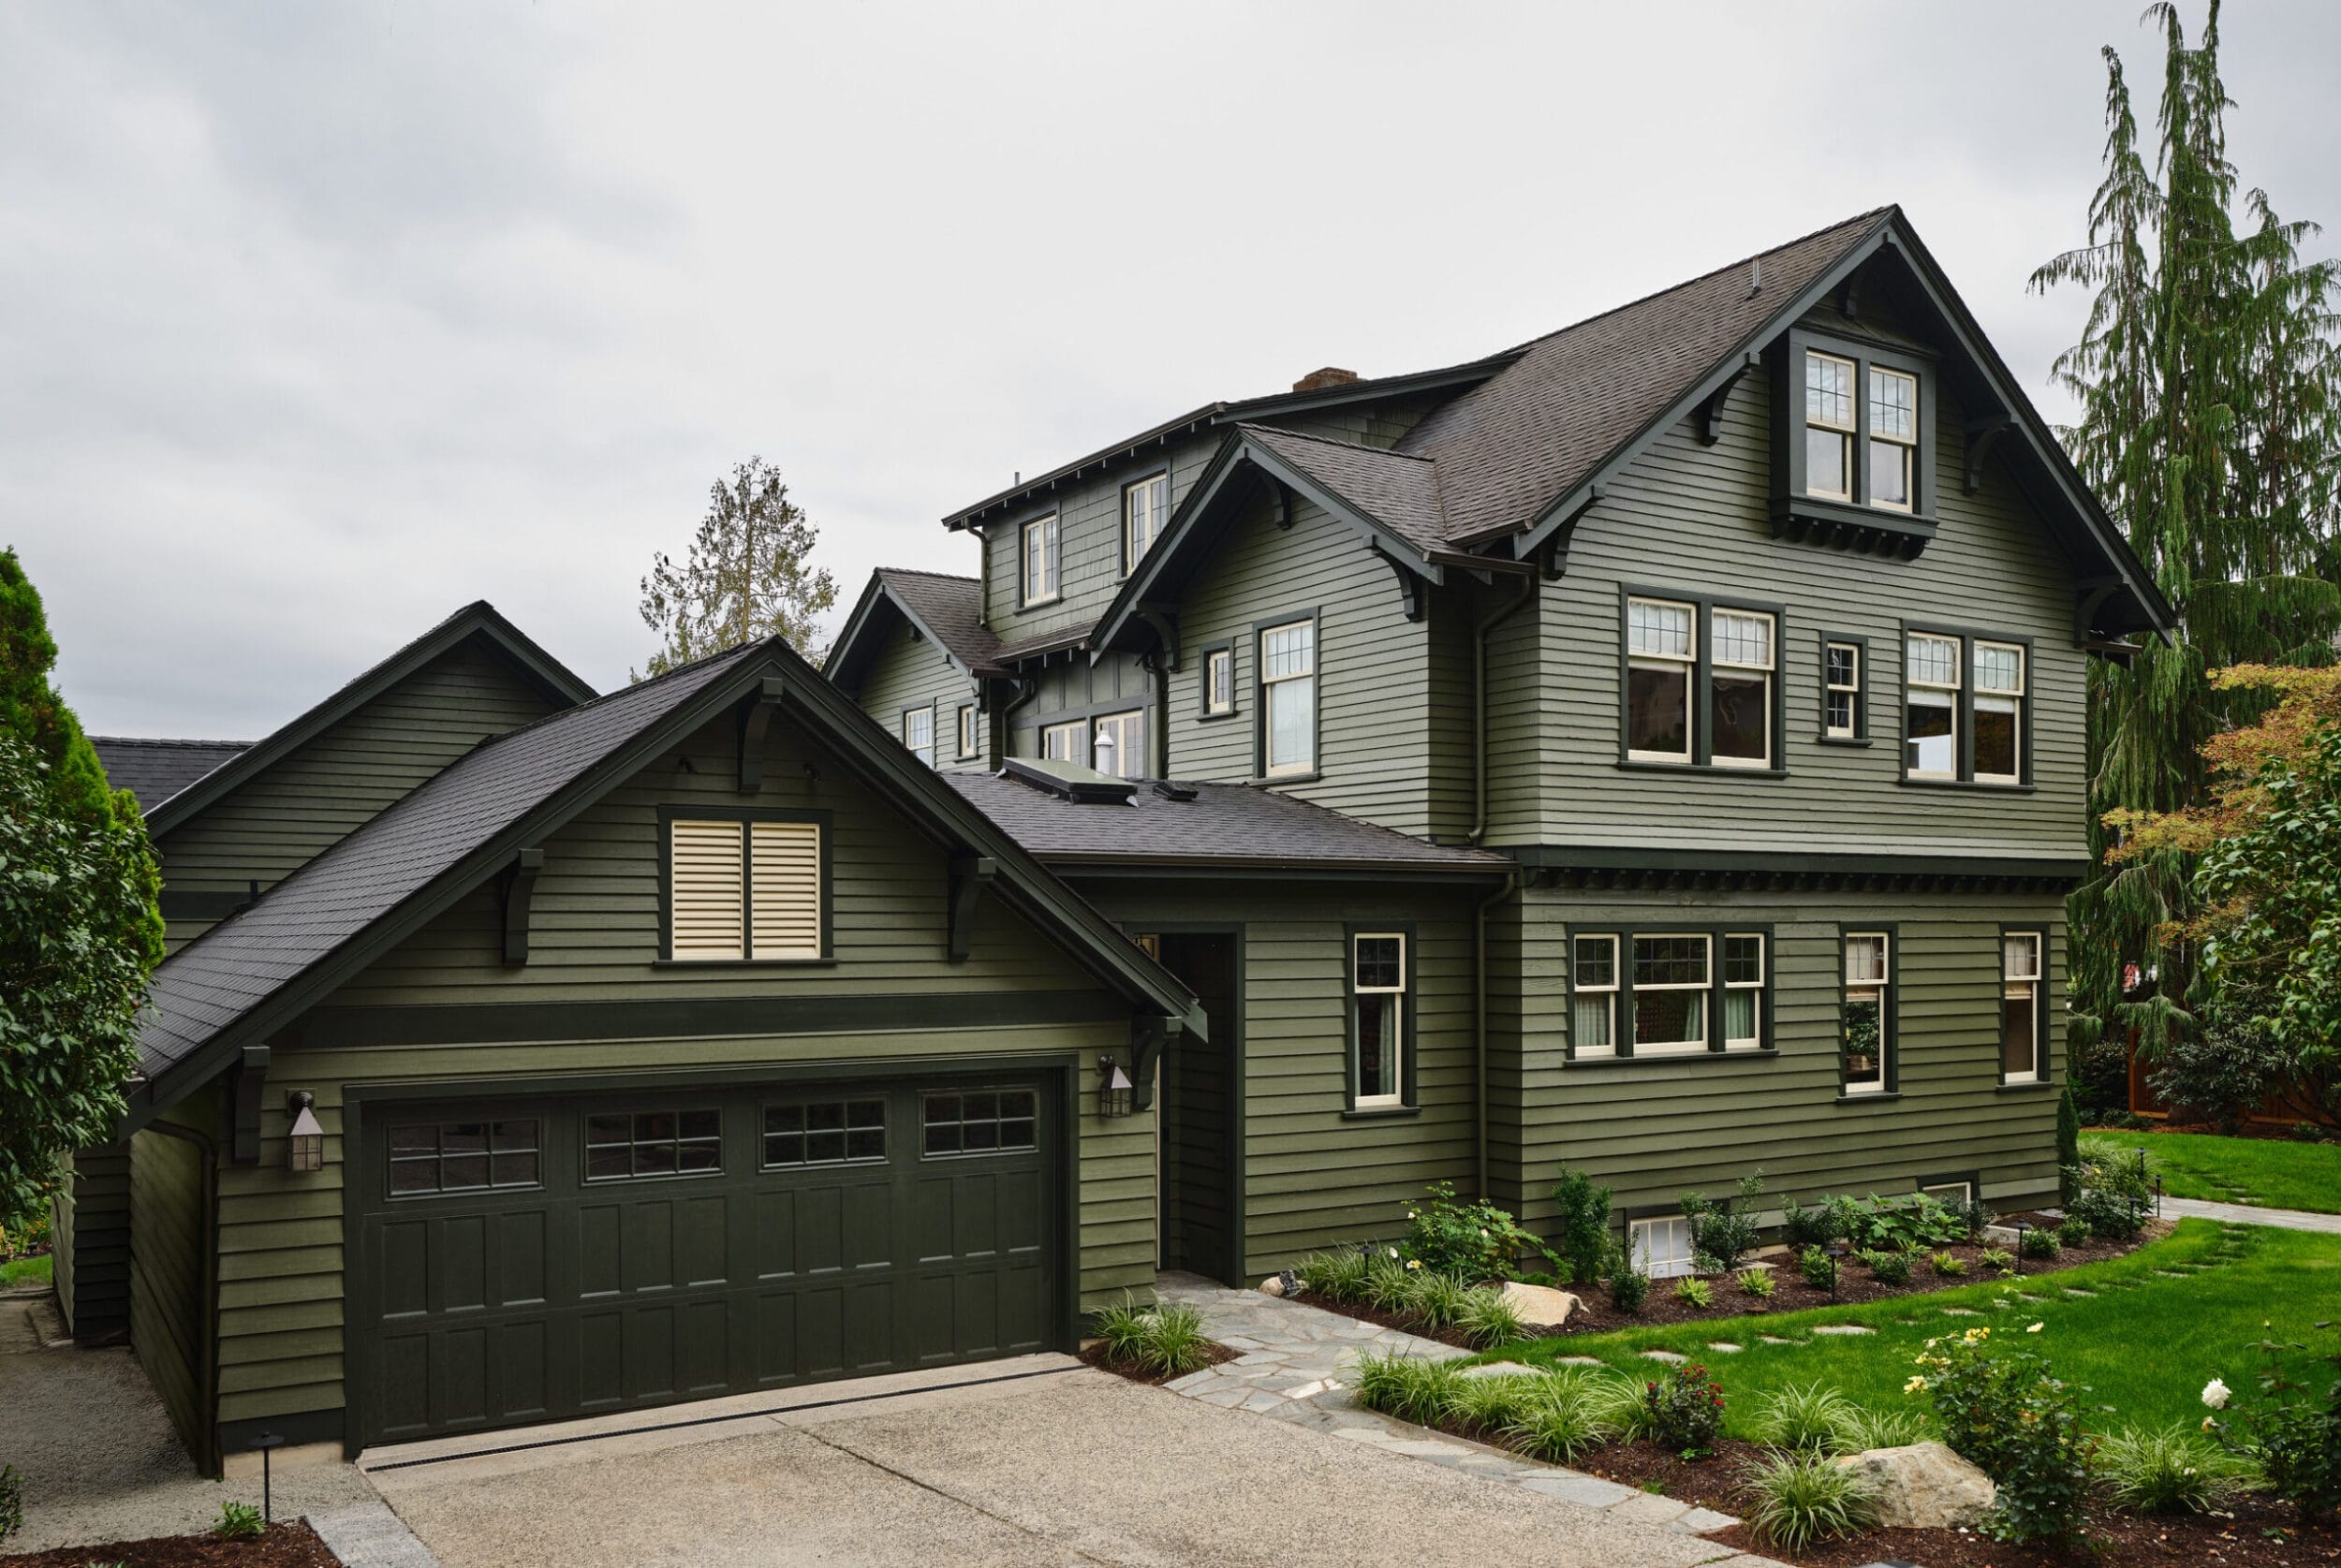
[1093,709,1145,781]
[2003,931,2043,1084]
[1804,350,1857,503]
[1631,932,1711,1055]
[903,706,935,769]
[957,702,980,759]
[1571,934,1619,1060]
[1905,635,1962,781]
[1867,366,1919,514]
[1625,596,1695,765]
[1921,1180,1973,1209]
[1040,718,1084,765]
[1352,931,1406,1109]
[1260,618,1317,777]
[1631,1216,1696,1280]
[1021,514,1060,607]
[1843,931,1892,1095]
[1709,609,1775,769]
[1203,648,1234,716]
[1825,640,1862,739]
[1722,932,1764,1050]
[1974,641,2026,784]
[1123,473,1167,574]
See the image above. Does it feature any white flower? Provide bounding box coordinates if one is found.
[1388,1247,1400,1260]
[2201,1377,2231,1411]
[2026,1322,2044,1333]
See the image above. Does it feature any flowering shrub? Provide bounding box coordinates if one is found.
[1910,1325,2089,1543]
[1644,1361,1727,1456]
[1402,1182,1545,1280]
[2204,1329,2341,1521]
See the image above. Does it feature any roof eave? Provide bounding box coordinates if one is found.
[942,403,1228,532]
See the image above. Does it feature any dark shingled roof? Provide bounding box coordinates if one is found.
[135,641,771,1081]
[91,737,252,810]
[1398,209,1892,545]
[945,771,1510,875]
[1239,423,1447,556]
[873,568,1007,677]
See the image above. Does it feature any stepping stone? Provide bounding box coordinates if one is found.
[1674,1505,1740,1533]
[1553,1356,1604,1367]
[2063,1287,2098,1297]
[1758,1335,1800,1345]
[1606,1491,1691,1526]
[1518,1474,1639,1508]
[1458,1361,1537,1379]
[1706,1342,1742,1353]
[1812,1325,1874,1335]
[2152,1268,2187,1278]
[1940,1307,1980,1316]
[1642,1349,1688,1363]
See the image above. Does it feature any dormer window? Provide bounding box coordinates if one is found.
[1804,352,1855,501]
[1774,332,1936,551]
[1021,514,1059,607]
[1868,368,1918,510]
[1124,474,1167,573]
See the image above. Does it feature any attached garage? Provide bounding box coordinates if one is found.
[352,1076,1062,1447]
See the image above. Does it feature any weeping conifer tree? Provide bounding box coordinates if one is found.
[2033,0,2341,1097]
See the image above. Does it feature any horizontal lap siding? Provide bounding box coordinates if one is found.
[979,435,1221,637]
[1489,370,2087,856]
[54,1146,132,1338]
[157,643,563,948]
[130,1121,208,1461]
[852,622,984,770]
[1512,884,2066,1234]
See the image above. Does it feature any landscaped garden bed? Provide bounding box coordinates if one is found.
[1079,1296,1239,1385]
[0,1520,340,1568]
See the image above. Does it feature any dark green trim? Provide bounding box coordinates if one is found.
[1837,921,1900,1097]
[1563,924,1775,1060]
[1818,630,1870,743]
[1234,433,1443,579]
[1119,469,1170,579]
[1770,327,1940,554]
[1895,622,2037,788]
[1251,606,1322,784]
[1615,584,1789,772]
[146,606,596,841]
[826,570,1000,690]
[219,1408,344,1459]
[1215,352,1520,424]
[159,888,261,921]
[655,805,834,962]
[954,701,982,761]
[1342,923,1419,1113]
[279,989,1131,1051]
[1013,510,1062,614]
[1047,860,1506,885]
[1137,920,1246,1286]
[1194,639,1236,722]
[897,701,938,770]
[1511,844,2088,884]
[1996,921,2051,1087]
[1833,1092,1903,1107]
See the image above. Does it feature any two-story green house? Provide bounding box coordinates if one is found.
[829,206,2171,1287]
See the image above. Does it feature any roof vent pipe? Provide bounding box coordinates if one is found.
[1749,258,1762,298]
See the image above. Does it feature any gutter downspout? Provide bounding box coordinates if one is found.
[1469,564,1536,1202]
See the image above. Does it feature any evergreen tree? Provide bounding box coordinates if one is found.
[0,549,163,1231]
[634,457,839,680]
[2032,0,2341,1086]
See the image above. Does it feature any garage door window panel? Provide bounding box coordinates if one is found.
[586,1108,723,1180]
[765,1098,887,1166]
[922,1090,1038,1157]
[389,1119,542,1196]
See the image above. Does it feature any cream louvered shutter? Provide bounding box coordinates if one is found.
[670,819,745,960]
[750,820,822,959]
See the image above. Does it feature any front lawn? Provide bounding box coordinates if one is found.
[2089,1126,2341,1213]
[1487,1220,2335,1437]
[0,1253,50,1290]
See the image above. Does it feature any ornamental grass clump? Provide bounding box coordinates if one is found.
[1352,1351,1465,1426]
[1740,1449,1881,1552]
[1672,1276,1714,1309]
[1835,1404,1928,1453]
[1751,1382,1856,1454]
[1455,1284,1527,1349]
[1444,1371,1540,1434]
[1092,1295,1214,1376]
[2095,1423,2245,1515]
[1643,1362,1728,1458]
[1295,1248,1369,1303]
[1911,1324,2089,1543]
[1364,1253,1416,1311]
[1404,1268,1471,1330]
[1503,1371,1628,1463]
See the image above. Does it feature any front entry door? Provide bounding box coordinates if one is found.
[1153,932,1239,1282]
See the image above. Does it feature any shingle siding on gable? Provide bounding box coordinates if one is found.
[1483,363,2087,855]
[155,640,563,948]
[979,433,1221,637]
[854,619,984,770]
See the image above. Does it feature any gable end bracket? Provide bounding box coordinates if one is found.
[2073,578,2122,649]
[229,1044,270,1165]
[1270,479,1295,531]
[1369,542,1429,622]
[947,854,998,964]
[501,846,546,966]
[1697,353,1760,446]
[736,675,788,793]
[1135,608,1181,669]
[1963,414,2013,495]
[1129,1013,1177,1112]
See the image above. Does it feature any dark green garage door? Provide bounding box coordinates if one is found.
[354,1077,1059,1447]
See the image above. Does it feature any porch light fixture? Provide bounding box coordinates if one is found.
[286,1092,325,1173]
[1097,1058,1134,1121]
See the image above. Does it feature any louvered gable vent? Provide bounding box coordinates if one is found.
[670,815,824,960]
[670,819,746,959]
[750,820,822,959]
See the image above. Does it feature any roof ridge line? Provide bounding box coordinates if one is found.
[1239,422,1434,462]
[876,566,979,583]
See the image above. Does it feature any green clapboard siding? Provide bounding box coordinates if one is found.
[130,1118,211,1467]
[979,434,1221,639]
[156,640,565,948]
[202,711,1156,1435]
[1004,652,1155,767]
[53,1145,132,1339]
[1483,359,2086,856]
[1498,882,2067,1236]
[852,619,986,771]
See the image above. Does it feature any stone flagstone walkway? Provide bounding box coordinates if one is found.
[1153,1273,1744,1540]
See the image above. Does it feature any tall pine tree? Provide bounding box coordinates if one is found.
[2033,0,2341,1098]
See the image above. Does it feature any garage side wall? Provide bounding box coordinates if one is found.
[130,1112,213,1471]
[52,1144,133,1340]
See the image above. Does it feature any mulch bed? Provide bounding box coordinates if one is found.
[1077,1337,1241,1386]
[0,1521,341,1568]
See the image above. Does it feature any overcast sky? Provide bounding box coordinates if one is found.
[6,2,2338,738]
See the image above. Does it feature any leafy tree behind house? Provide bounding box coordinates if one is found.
[0,549,163,1232]
[2032,1,2341,1096]
[634,458,839,681]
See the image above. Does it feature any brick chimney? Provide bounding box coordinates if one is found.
[1292,366,1361,393]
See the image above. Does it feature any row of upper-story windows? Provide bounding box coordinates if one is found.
[1014,472,1171,610]
[1623,593,2029,785]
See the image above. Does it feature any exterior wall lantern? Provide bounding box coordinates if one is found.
[1097,1057,1134,1121]
[286,1091,326,1173]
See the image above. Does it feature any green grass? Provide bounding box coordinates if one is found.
[2085,1127,2341,1213]
[1484,1221,2337,1439]
[0,1253,51,1290]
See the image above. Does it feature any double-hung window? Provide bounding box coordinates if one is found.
[903,705,935,769]
[1093,710,1145,780]
[1868,368,1918,510]
[1722,934,1765,1049]
[1904,630,2029,785]
[2002,931,2043,1083]
[957,702,980,760]
[1350,933,1406,1109]
[1259,618,1316,776]
[1905,634,1961,779]
[1124,474,1167,572]
[1021,514,1059,605]
[1842,931,1892,1094]
[1975,643,2025,783]
[1824,639,1862,740]
[668,814,824,960]
[1788,339,1932,518]
[1570,935,1619,1059]
[1202,647,1234,716]
[1711,610,1775,767]
[1040,719,1084,765]
[1626,597,1695,762]
[1804,352,1857,501]
[1632,935,1710,1054]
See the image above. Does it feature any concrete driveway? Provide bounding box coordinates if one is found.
[366,1357,1777,1568]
